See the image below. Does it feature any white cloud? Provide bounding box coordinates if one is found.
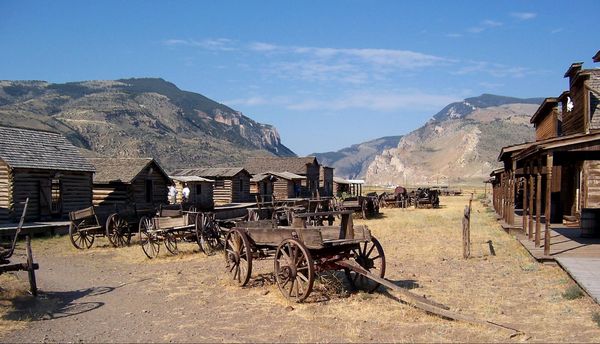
[452,61,533,78]
[162,38,236,51]
[285,91,460,112]
[467,19,503,34]
[445,33,463,38]
[510,12,537,20]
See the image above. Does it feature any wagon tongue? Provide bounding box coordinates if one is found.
[335,260,523,336]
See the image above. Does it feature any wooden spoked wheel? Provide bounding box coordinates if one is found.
[106,214,131,248]
[69,220,95,249]
[164,231,179,255]
[197,213,221,256]
[224,228,252,286]
[344,237,386,293]
[139,216,159,259]
[274,238,315,303]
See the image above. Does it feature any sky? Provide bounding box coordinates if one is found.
[0,1,598,155]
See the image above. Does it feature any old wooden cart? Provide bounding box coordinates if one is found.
[224,210,385,302]
[68,204,154,249]
[0,198,39,296]
[138,206,223,258]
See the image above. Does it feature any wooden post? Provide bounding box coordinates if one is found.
[522,176,527,233]
[544,153,553,256]
[462,196,473,259]
[535,160,542,247]
[528,173,534,240]
[510,160,517,225]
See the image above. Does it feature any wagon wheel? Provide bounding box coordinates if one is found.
[164,231,179,255]
[344,236,386,293]
[198,214,223,256]
[138,216,160,259]
[195,213,212,255]
[69,220,95,249]
[106,214,131,248]
[274,238,314,303]
[224,228,252,286]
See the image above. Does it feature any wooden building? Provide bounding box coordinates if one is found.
[319,166,334,197]
[244,156,321,197]
[493,53,600,255]
[250,171,305,200]
[333,177,364,197]
[0,126,95,222]
[250,173,275,202]
[170,167,251,205]
[170,175,214,210]
[89,158,170,210]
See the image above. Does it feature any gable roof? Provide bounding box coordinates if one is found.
[88,158,169,184]
[170,175,214,183]
[0,126,95,172]
[244,156,318,175]
[169,167,249,178]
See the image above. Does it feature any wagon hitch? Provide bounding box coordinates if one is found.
[335,260,523,336]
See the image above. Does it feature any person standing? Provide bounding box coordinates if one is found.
[168,184,178,204]
[182,183,190,203]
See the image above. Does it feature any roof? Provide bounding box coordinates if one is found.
[268,171,305,180]
[89,158,169,184]
[530,97,558,124]
[169,167,249,178]
[498,141,536,161]
[334,177,365,185]
[514,131,600,161]
[244,156,318,175]
[0,126,95,172]
[489,168,504,177]
[564,62,583,78]
[170,175,214,183]
[594,51,600,63]
[250,173,272,183]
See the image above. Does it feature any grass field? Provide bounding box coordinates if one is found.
[1,193,600,342]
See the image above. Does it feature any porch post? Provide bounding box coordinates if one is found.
[535,160,542,247]
[522,176,528,232]
[510,160,517,225]
[528,172,534,240]
[544,153,553,256]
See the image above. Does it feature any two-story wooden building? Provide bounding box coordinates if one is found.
[493,52,600,255]
[244,157,321,197]
[0,126,95,223]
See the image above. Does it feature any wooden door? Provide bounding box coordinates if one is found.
[39,179,52,219]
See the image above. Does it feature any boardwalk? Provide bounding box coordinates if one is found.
[506,214,600,304]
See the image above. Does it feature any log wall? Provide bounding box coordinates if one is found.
[583,160,600,209]
[9,168,92,222]
[0,159,11,223]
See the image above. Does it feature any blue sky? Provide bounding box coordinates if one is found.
[1,1,598,155]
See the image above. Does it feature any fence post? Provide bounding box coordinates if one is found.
[462,195,473,259]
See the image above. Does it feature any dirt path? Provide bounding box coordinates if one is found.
[1,196,600,342]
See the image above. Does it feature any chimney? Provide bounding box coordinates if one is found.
[564,62,584,86]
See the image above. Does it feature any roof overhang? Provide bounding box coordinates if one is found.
[530,97,558,124]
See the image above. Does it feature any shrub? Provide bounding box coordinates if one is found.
[562,285,584,300]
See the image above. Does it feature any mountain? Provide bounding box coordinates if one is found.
[365,94,544,186]
[312,136,402,179]
[0,78,295,169]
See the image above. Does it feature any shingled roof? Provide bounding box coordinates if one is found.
[169,167,249,178]
[244,156,318,175]
[0,126,95,172]
[88,158,168,184]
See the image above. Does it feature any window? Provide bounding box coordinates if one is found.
[145,180,153,203]
[196,184,202,195]
[51,179,61,213]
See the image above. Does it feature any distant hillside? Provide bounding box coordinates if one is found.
[365,94,543,186]
[312,136,402,179]
[0,78,295,169]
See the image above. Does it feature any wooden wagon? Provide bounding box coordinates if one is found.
[68,204,155,249]
[0,198,38,296]
[137,206,223,258]
[223,210,385,302]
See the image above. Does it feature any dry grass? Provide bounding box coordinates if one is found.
[2,194,600,342]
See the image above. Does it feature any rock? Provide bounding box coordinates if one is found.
[285,306,294,311]
[262,290,269,296]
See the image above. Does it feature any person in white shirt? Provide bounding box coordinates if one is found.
[168,184,178,204]
[182,183,190,203]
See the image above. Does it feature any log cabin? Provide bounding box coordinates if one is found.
[169,167,251,205]
[88,158,170,211]
[170,175,214,210]
[250,173,275,202]
[250,171,305,200]
[494,52,600,254]
[244,157,321,197]
[0,126,95,223]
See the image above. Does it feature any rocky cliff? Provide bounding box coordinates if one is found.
[0,78,295,169]
[365,94,543,186]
